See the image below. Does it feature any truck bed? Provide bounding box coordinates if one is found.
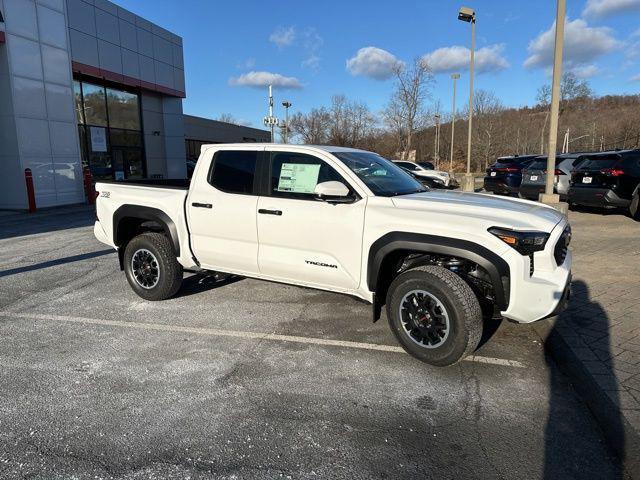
[96,178,191,189]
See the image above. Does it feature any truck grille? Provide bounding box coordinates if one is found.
[554,225,571,266]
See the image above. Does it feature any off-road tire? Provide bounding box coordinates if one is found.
[124,232,183,301]
[630,189,640,221]
[386,265,482,366]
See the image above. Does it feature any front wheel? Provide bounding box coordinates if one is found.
[386,266,483,366]
[123,232,183,301]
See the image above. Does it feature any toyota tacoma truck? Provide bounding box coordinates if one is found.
[93,144,572,366]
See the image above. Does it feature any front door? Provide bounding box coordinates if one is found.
[257,151,366,291]
[187,148,262,275]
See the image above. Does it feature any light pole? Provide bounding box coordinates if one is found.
[449,73,460,173]
[434,114,441,168]
[458,6,476,192]
[282,101,292,144]
[540,0,567,212]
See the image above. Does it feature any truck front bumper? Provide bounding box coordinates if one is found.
[500,220,572,323]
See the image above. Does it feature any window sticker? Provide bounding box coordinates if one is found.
[277,163,321,193]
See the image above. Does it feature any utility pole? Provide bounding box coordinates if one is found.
[282,101,292,144]
[450,73,460,173]
[262,85,279,142]
[434,114,441,168]
[540,0,567,212]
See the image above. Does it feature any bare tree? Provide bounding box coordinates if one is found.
[217,113,239,125]
[383,58,434,157]
[327,95,375,147]
[536,72,593,107]
[289,107,330,144]
[471,90,505,169]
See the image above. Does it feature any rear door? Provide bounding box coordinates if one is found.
[187,147,262,275]
[256,150,366,290]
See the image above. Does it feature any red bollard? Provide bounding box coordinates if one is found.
[24,168,36,213]
[83,167,96,204]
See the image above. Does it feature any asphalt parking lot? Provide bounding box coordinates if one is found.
[0,206,628,479]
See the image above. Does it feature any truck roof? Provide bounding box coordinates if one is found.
[200,143,372,155]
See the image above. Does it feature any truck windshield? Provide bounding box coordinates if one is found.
[332,151,427,197]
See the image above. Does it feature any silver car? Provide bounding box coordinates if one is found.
[519,154,587,201]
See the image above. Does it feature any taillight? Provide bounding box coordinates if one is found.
[496,167,518,173]
[600,168,624,176]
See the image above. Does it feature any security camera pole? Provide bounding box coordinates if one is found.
[282,101,292,144]
[458,6,476,192]
[263,85,279,142]
[539,0,568,213]
[450,73,460,173]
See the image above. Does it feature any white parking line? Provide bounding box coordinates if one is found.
[1,311,525,368]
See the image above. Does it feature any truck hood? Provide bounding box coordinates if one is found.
[391,190,564,232]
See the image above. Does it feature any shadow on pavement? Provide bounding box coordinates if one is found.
[0,208,95,240]
[175,272,244,298]
[0,249,115,278]
[544,280,625,479]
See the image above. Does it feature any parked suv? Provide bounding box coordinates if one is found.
[484,155,537,196]
[569,150,640,218]
[519,154,587,201]
[393,160,451,188]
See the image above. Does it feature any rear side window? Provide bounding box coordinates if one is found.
[270,151,346,200]
[209,150,258,194]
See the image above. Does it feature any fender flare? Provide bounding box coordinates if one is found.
[367,232,510,309]
[112,205,181,256]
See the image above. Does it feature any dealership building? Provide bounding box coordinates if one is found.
[0,0,269,210]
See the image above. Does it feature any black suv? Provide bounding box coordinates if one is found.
[568,149,640,219]
[484,155,537,196]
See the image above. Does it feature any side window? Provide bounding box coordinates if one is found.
[209,150,258,194]
[399,162,417,171]
[270,151,347,200]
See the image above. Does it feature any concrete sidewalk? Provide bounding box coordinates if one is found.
[534,209,640,478]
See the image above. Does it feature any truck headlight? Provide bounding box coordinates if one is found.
[488,227,550,255]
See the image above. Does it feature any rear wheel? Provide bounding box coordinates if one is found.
[386,266,482,366]
[124,232,183,301]
[630,189,640,220]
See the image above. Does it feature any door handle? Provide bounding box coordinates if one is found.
[192,202,212,209]
[258,208,282,216]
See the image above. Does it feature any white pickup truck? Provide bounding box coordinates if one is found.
[94,144,572,366]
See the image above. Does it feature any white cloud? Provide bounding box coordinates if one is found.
[346,47,403,80]
[269,26,295,48]
[229,71,302,89]
[583,0,640,18]
[631,73,640,82]
[524,19,620,69]
[570,64,601,78]
[302,28,323,72]
[421,44,509,74]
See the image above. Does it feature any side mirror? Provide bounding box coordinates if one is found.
[313,181,354,204]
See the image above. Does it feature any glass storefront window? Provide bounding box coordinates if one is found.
[81,82,108,126]
[73,80,85,124]
[110,129,142,148]
[106,88,140,130]
[74,77,145,180]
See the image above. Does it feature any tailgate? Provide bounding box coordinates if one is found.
[571,155,621,188]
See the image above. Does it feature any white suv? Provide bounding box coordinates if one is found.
[393,160,451,187]
[93,145,572,366]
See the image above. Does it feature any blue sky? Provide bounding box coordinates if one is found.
[116,0,640,128]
